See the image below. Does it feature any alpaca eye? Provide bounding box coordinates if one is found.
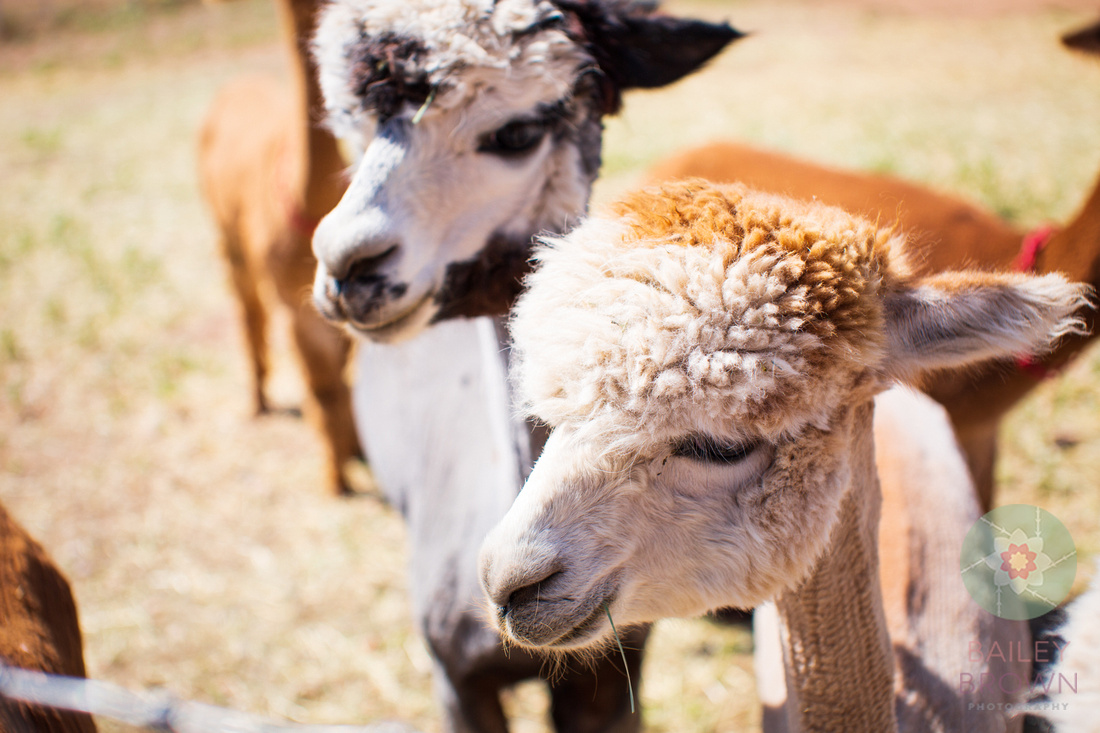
[478,119,548,156]
[671,436,757,464]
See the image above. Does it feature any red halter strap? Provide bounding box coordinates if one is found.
[287,204,322,238]
[1013,224,1056,273]
[1013,225,1058,379]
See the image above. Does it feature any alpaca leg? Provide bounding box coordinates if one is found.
[955,421,998,513]
[289,303,363,495]
[548,625,648,733]
[220,230,270,416]
[431,662,508,733]
[753,602,790,733]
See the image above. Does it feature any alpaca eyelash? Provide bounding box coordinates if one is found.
[670,436,758,464]
[477,100,570,157]
[478,118,549,156]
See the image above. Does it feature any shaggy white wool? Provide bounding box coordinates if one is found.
[314,0,589,141]
[510,210,895,450]
[309,0,602,342]
[486,180,1091,656]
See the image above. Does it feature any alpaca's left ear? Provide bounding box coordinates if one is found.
[558,1,744,92]
[881,271,1091,381]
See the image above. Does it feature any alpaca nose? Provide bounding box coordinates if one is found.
[311,118,407,283]
[481,548,565,617]
[332,244,399,297]
[312,198,399,283]
[498,570,564,620]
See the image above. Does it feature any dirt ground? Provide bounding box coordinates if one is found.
[1,0,1099,732]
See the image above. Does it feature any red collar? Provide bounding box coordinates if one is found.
[1013,224,1056,273]
[276,140,324,238]
[287,204,322,238]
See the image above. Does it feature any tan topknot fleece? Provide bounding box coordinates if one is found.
[510,180,911,447]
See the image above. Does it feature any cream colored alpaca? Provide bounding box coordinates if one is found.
[479,180,1089,732]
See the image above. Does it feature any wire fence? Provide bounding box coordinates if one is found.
[0,664,420,733]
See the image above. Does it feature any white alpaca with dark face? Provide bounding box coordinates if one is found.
[309,4,741,732]
[310,0,740,341]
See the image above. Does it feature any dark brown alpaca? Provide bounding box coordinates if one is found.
[0,505,96,733]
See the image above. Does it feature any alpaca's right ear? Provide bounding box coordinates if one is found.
[558,1,744,93]
[1062,18,1100,55]
[880,271,1091,381]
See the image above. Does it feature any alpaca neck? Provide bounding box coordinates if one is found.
[775,400,898,733]
[1017,168,1100,367]
[275,0,347,222]
[1041,170,1100,286]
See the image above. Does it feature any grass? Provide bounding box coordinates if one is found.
[0,0,1098,731]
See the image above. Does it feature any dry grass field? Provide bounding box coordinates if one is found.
[1,0,1098,731]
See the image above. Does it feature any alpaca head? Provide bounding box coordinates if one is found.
[478,180,1090,651]
[309,0,740,341]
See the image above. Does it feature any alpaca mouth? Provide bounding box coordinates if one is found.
[346,289,437,342]
[546,595,615,649]
[504,591,617,651]
[313,253,439,342]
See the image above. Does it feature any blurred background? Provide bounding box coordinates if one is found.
[1,0,1098,730]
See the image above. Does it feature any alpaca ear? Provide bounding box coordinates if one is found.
[881,272,1091,381]
[557,1,744,91]
[1062,18,1100,56]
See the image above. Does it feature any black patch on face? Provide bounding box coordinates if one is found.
[569,72,609,179]
[347,31,434,121]
[431,235,537,321]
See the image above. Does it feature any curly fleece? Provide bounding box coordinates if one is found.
[511,180,910,446]
[313,0,590,141]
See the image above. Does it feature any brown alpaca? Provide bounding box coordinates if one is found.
[198,0,361,495]
[0,505,96,733]
[644,18,1100,509]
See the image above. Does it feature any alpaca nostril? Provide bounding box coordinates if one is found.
[501,569,564,618]
[334,244,398,291]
